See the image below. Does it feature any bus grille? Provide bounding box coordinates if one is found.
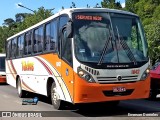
[97,75,138,83]
[85,66,100,75]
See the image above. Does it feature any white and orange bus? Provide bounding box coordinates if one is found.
[6,8,150,109]
[0,54,6,83]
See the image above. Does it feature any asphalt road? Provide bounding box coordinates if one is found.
[0,83,160,120]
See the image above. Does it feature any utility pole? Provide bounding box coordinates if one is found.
[18,4,55,20]
[18,4,35,13]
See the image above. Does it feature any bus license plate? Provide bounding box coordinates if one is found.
[113,87,126,92]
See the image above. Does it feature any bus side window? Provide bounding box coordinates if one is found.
[34,29,38,53]
[50,19,57,51]
[44,23,51,51]
[38,26,43,52]
[17,36,21,57]
[28,32,32,54]
[7,41,11,59]
[11,38,17,58]
[20,35,24,56]
[25,33,28,55]
[59,16,68,29]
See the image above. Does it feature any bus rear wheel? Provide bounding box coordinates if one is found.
[17,78,26,98]
[51,83,65,110]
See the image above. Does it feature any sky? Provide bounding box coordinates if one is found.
[0,0,125,26]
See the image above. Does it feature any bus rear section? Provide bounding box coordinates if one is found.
[0,54,6,83]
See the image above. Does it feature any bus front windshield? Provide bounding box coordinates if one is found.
[73,12,148,64]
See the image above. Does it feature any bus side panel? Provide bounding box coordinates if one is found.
[40,54,74,103]
[6,60,16,88]
[6,53,74,103]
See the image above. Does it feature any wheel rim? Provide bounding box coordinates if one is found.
[52,87,59,106]
[18,81,21,95]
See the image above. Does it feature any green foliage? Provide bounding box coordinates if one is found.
[125,0,160,64]
[0,6,53,52]
[70,2,76,8]
[145,21,160,63]
[101,0,122,9]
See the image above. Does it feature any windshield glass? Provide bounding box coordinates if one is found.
[73,12,148,64]
[0,57,5,71]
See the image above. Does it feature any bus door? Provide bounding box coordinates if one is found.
[60,28,74,102]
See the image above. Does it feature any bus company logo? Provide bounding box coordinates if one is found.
[131,69,140,74]
[117,75,122,81]
[21,61,34,71]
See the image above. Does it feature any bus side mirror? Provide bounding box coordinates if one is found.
[66,20,73,38]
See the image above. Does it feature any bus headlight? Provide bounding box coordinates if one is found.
[140,68,150,81]
[78,67,95,83]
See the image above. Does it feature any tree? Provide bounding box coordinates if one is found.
[101,0,122,9]
[70,2,76,8]
[0,6,53,53]
[3,18,17,30]
[145,21,160,63]
[15,13,32,23]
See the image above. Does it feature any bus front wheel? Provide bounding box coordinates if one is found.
[51,83,65,110]
[17,78,26,98]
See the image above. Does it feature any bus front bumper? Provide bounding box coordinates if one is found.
[74,75,150,103]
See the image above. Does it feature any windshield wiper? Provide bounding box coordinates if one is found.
[97,27,113,65]
[116,26,137,65]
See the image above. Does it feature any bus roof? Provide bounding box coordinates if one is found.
[7,8,138,41]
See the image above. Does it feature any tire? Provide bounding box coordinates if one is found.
[17,78,26,98]
[51,82,65,110]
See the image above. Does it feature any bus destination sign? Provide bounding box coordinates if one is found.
[75,15,102,21]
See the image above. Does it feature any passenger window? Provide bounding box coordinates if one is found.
[28,32,32,54]
[44,23,51,51]
[20,35,24,56]
[25,32,31,55]
[11,38,17,58]
[7,41,11,58]
[17,36,21,57]
[38,26,43,52]
[34,29,38,53]
[60,16,68,29]
[51,20,57,51]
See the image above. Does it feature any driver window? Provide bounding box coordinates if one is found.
[62,30,72,65]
